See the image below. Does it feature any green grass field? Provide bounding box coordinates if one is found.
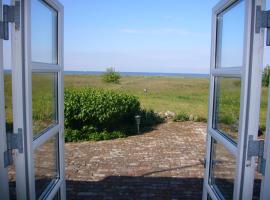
[4,74,269,134]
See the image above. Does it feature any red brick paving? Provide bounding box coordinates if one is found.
[65,121,207,200]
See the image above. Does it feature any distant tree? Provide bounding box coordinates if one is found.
[102,67,121,84]
[262,65,270,87]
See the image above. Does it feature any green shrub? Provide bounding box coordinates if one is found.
[102,67,121,83]
[64,88,166,142]
[173,112,207,123]
[173,112,189,122]
[140,109,164,126]
[262,65,270,87]
[64,88,141,131]
[65,127,126,142]
[193,115,207,122]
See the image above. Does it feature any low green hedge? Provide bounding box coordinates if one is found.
[64,88,141,131]
[64,88,165,142]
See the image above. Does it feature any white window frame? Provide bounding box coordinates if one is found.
[9,0,65,199]
[203,0,265,199]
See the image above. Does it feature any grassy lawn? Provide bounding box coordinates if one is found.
[64,75,269,130]
[4,74,269,133]
[65,75,209,118]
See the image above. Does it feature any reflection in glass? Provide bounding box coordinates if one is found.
[31,0,57,64]
[4,71,13,133]
[4,71,16,199]
[32,73,58,137]
[213,77,241,143]
[53,190,61,200]
[216,0,245,68]
[252,161,262,200]
[209,139,236,199]
[34,135,59,198]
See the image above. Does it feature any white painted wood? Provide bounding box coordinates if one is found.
[10,0,31,199]
[203,0,265,199]
[8,0,65,199]
[0,0,10,199]
[235,0,265,199]
[211,67,242,77]
[32,124,60,149]
[25,0,65,199]
[208,128,237,156]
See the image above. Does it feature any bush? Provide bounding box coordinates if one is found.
[262,65,270,87]
[193,115,207,122]
[64,88,165,142]
[64,88,141,131]
[173,112,189,122]
[102,67,121,83]
[173,112,207,123]
[65,127,126,142]
[140,109,164,127]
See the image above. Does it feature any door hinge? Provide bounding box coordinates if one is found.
[247,135,265,175]
[0,2,20,40]
[256,6,270,46]
[4,128,23,168]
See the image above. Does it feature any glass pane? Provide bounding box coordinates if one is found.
[34,135,59,198]
[32,73,58,137]
[213,77,241,143]
[3,37,16,198]
[216,0,245,68]
[53,190,61,200]
[4,53,13,133]
[209,139,236,199]
[31,0,57,64]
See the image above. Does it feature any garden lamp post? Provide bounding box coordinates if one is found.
[135,115,141,134]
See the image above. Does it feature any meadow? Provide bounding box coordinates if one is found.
[3,74,269,136]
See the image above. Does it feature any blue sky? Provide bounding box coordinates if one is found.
[62,0,218,73]
[3,0,270,73]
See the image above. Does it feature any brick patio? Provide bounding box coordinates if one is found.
[65,121,207,200]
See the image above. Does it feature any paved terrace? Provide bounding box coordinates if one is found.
[65,121,207,200]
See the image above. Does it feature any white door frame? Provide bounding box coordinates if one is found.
[0,0,10,199]
[203,0,265,199]
[9,0,65,199]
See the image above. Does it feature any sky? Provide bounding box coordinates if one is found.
[62,0,218,73]
[3,0,270,73]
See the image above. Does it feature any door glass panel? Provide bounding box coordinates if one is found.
[31,0,57,64]
[216,0,245,68]
[4,67,13,133]
[34,135,59,198]
[209,139,236,199]
[4,70,16,199]
[213,77,241,143]
[53,190,61,200]
[3,26,16,199]
[32,72,58,138]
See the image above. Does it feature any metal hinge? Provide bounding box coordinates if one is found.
[247,135,265,175]
[0,2,20,40]
[256,6,270,46]
[4,128,23,168]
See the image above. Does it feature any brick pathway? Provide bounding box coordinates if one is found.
[65,121,207,200]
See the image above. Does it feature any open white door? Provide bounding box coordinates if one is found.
[21,0,65,199]
[203,0,266,199]
[0,0,65,199]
